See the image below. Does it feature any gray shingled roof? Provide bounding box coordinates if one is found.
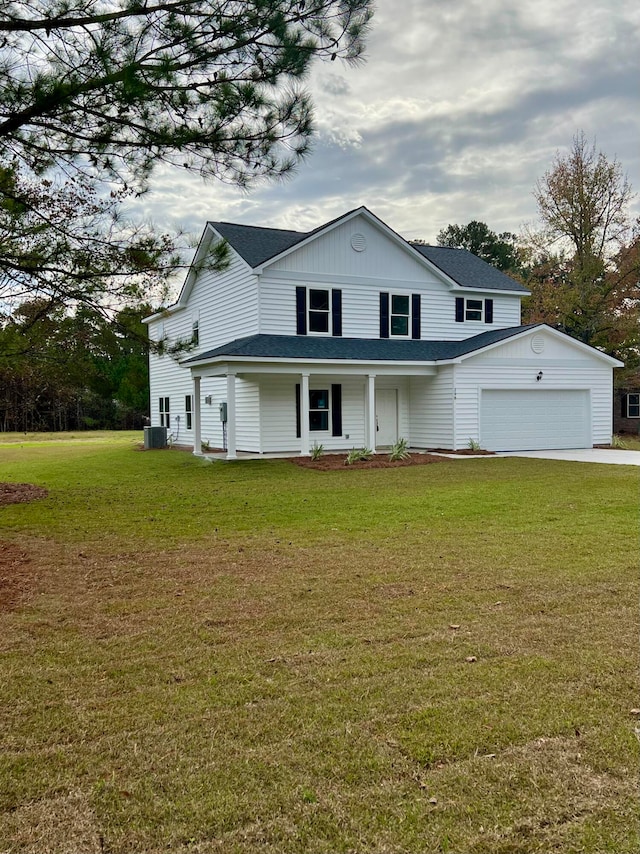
[183,326,541,365]
[210,222,306,268]
[410,244,528,293]
[209,214,528,293]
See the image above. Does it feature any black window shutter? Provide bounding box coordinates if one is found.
[455,297,464,322]
[380,292,390,338]
[484,298,494,324]
[331,384,342,437]
[296,287,307,335]
[332,289,342,337]
[621,393,628,417]
[295,383,301,438]
[411,294,421,339]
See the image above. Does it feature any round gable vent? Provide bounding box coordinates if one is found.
[531,334,545,354]
[350,232,367,252]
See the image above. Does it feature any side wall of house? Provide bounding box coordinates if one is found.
[409,367,455,449]
[148,246,260,445]
[613,389,640,434]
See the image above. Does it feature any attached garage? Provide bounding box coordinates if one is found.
[480,389,591,451]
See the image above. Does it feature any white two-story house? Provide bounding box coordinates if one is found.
[144,207,621,458]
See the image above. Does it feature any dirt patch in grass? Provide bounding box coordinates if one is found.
[0,540,36,612]
[0,482,48,506]
[0,485,49,612]
[293,452,448,470]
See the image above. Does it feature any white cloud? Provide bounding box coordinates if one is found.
[132,0,640,251]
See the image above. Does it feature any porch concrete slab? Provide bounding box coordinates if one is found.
[497,448,640,466]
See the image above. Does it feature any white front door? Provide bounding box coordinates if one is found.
[375,389,398,447]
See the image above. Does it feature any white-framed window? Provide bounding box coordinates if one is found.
[465,298,484,321]
[308,288,331,334]
[390,294,411,336]
[159,396,170,428]
[185,395,193,430]
[309,389,330,431]
[191,318,199,346]
[627,393,640,418]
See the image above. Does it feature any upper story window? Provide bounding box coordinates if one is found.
[308,289,330,334]
[465,299,484,322]
[192,319,199,346]
[455,297,494,324]
[626,393,640,418]
[380,292,421,339]
[296,287,342,336]
[390,295,411,336]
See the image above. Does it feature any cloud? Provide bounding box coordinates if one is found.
[132,0,640,257]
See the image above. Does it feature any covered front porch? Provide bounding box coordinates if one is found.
[187,358,438,460]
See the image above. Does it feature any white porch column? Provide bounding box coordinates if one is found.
[226,371,237,460]
[192,375,203,456]
[300,372,310,456]
[366,374,377,451]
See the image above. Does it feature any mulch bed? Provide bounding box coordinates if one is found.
[430,448,495,456]
[0,482,49,506]
[292,453,449,471]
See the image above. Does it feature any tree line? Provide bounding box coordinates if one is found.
[434,134,639,374]
[0,4,637,430]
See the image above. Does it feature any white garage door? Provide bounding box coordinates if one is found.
[480,389,591,451]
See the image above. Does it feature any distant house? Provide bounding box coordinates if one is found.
[143,207,622,458]
[614,384,640,435]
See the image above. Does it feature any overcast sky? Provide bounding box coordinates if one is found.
[133,0,640,249]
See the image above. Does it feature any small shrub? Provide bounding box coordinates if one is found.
[468,438,481,452]
[311,442,324,461]
[345,447,373,465]
[389,437,410,461]
[201,439,211,452]
[611,434,628,449]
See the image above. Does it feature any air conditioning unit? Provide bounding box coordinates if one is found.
[143,426,167,449]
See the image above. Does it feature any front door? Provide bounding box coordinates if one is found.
[375,389,398,447]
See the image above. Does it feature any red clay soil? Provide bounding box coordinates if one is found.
[292,453,449,471]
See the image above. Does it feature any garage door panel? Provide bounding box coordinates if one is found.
[480,390,590,451]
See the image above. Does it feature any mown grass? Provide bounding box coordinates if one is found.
[0,433,638,853]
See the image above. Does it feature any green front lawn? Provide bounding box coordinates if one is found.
[0,434,638,853]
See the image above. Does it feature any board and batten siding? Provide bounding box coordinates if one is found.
[268,216,429,281]
[409,367,455,449]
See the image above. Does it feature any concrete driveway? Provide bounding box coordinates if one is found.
[497,448,640,466]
